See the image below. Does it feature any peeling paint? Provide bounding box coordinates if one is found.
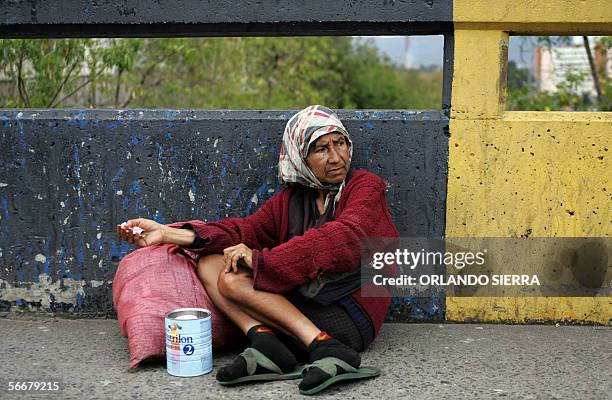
[0,274,87,308]
[0,109,447,319]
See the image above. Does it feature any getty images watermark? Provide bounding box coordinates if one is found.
[371,247,540,287]
[360,237,612,297]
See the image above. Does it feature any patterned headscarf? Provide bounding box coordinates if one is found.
[278,105,353,213]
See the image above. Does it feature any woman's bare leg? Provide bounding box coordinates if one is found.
[216,264,321,346]
[196,254,261,333]
[196,254,320,346]
[197,254,294,334]
[198,254,360,390]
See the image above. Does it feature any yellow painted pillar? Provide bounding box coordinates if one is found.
[450,30,508,120]
[447,1,612,324]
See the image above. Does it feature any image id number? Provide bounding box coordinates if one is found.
[8,381,60,391]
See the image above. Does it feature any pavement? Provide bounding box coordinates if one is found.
[0,317,610,399]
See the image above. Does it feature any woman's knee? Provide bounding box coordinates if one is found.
[217,269,252,303]
[196,254,224,288]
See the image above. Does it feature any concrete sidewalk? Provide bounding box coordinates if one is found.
[0,317,610,399]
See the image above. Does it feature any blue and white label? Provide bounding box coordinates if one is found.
[165,308,213,377]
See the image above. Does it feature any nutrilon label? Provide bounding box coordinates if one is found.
[164,308,213,377]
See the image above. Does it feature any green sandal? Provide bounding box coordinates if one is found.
[298,357,380,395]
[217,347,304,386]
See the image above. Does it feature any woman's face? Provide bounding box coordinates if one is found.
[305,133,351,184]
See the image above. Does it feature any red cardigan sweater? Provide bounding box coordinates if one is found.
[181,169,399,336]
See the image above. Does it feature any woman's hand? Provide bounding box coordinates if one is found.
[116,218,164,247]
[223,243,253,273]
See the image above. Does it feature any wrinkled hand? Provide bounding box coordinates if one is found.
[116,218,164,247]
[223,243,253,273]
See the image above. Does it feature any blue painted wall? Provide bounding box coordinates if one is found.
[0,109,448,320]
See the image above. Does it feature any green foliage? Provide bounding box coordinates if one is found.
[507,83,597,112]
[341,40,442,109]
[0,39,145,108]
[0,37,442,110]
[507,61,530,92]
[1,39,86,107]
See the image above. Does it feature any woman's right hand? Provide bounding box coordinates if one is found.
[116,218,165,247]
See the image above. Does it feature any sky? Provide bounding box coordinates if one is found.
[359,35,444,68]
[362,35,536,70]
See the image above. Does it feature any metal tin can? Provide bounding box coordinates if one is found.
[165,308,213,377]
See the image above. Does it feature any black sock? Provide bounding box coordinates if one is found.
[299,332,361,391]
[216,325,297,381]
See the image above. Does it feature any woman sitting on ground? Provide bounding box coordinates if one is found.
[117,105,399,394]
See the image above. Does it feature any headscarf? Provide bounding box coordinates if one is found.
[278,105,353,213]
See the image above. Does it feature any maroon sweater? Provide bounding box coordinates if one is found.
[180,169,399,336]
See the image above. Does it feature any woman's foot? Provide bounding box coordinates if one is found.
[298,332,361,392]
[216,325,298,382]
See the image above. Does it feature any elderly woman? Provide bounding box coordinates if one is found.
[117,105,399,395]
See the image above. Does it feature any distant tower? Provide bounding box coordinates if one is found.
[404,37,411,68]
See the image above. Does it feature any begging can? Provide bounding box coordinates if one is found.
[165,308,213,377]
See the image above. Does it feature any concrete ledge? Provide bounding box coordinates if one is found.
[0,0,452,37]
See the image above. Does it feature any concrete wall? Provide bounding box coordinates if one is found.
[1,0,611,324]
[447,0,612,324]
[0,110,449,319]
[0,1,455,321]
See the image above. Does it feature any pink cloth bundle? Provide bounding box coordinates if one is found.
[112,243,242,369]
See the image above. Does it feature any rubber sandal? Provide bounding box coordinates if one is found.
[217,347,303,386]
[298,357,380,395]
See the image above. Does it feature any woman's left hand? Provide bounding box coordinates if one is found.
[223,243,253,273]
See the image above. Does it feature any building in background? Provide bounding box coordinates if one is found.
[534,36,611,96]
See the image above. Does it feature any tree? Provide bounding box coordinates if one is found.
[0,37,443,110]
[0,39,147,108]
